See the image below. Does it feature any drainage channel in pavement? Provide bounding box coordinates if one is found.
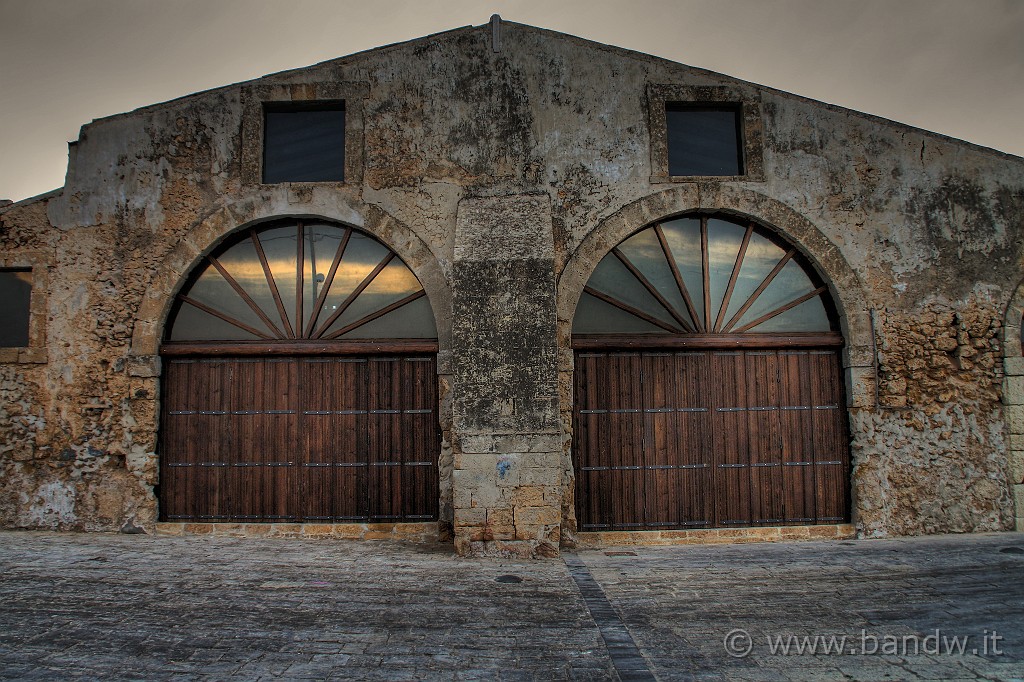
[563,552,657,682]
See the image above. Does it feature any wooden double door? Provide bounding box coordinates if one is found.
[159,355,440,522]
[573,349,850,530]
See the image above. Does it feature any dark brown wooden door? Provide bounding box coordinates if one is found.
[573,349,849,530]
[159,355,440,522]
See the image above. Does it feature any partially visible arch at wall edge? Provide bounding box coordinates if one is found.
[1001,277,1024,531]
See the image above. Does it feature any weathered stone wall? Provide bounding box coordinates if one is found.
[1,20,1023,552]
[450,195,561,558]
[853,301,1010,536]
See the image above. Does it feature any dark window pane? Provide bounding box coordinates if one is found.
[666,106,742,176]
[0,269,31,347]
[263,106,345,183]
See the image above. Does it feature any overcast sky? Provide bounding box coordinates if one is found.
[2,0,1023,202]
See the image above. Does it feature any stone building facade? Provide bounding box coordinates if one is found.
[2,19,1023,557]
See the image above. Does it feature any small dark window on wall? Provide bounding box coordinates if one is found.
[263,102,345,183]
[666,103,743,176]
[0,268,32,347]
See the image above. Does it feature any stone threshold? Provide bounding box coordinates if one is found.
[573,524,856,548]
[155,522,441,542]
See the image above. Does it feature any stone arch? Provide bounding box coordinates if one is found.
[128,194,454,532]
[130,196,452,359]
[558,185,874,398]
[1002,278,1024,531]
[556,185,874,539]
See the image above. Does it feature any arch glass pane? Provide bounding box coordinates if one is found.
[721,231,787,325]
[340,296,438,339]
[167,221,437,341]
[168,302,262,341]
[705,218,747,327]
[572,292,667,334]
[322,259,423,338]
[744,296,830,332]
[185,266,273,336]
[733,259,817,330]
[572,214,836,336]
[618,228,694,329]
[659,218,705,325]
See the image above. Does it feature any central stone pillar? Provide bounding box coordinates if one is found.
[451,194,562,558]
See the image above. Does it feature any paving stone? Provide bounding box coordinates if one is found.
[1,531,1022,680]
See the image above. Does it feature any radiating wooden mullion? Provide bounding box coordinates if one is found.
[732,286,828,334]
[721,249,796,333]
[583,286,683,334]
[701,216,712,332]
[295,222,305,337]
[177,295,275,340]
[303,227,353,339]
[313,253,396,339]
[322,290,426,340]
[654,224,704,332]
[713,223,753,332]
[251,230,295,339]
[207,256,284,339]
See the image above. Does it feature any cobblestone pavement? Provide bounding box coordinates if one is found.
[1,531,1022,681]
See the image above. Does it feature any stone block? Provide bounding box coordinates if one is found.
[127,355,161,378]
[484,508,515,540]
[846,366,876,408]
[1006,406,1024,433]
[1005,357,1024,377]
[779,526,811,540]
[1010,434,1024,454]
[454,507,486,526]
[266,523,302,538]
[1010,453,1024,485]
[18,348,47,364]
[518,466,561,486]
[510,486,546,507]
[807,525,842,538]
[301,524,336,537]
[1015,485,1024,516]
[1006,376,1024,401]
[515,506,560,527]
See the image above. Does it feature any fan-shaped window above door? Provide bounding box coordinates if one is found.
[572,213,839,346]
[165,220,436,345]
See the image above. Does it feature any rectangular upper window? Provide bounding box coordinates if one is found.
[262,101,345,183]
[0,268,32,347]
[666,103,743,176]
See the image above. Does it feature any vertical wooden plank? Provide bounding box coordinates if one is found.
[676,351,713,527]
[745,351,783,525]
[711,351,751,526]
[778,351,816,523]
[810,350,850,523]
[641,352,669,528]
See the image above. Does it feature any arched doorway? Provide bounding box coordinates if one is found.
[158,218,441,523]
[571,212,851,530]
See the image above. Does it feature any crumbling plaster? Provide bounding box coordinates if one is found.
[2,20,1023,552]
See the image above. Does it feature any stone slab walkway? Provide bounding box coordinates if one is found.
[0,531,1022,680]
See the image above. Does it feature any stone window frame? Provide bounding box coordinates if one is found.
[0,250,49,364]
[647,84,765,184]
[240,81,369,188]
